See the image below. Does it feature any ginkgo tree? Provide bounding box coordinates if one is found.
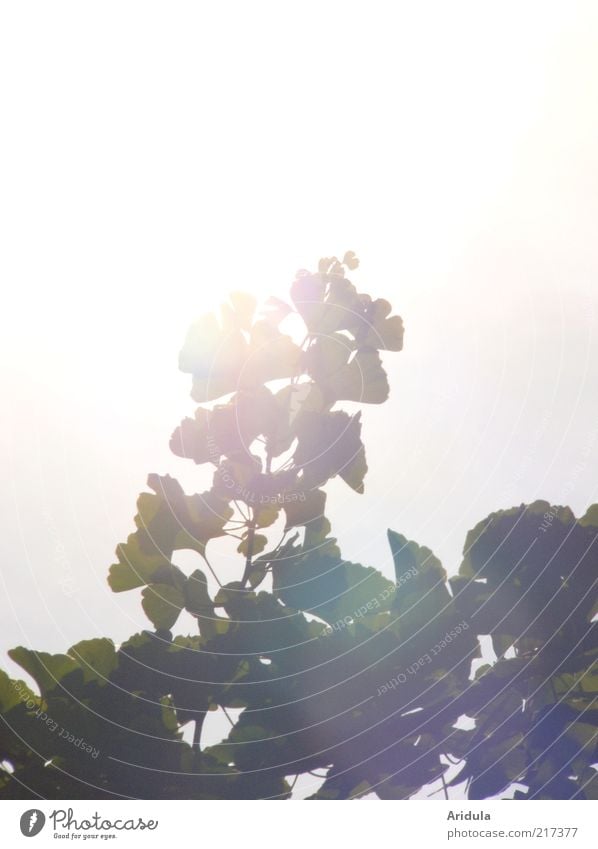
[1,254,596,800]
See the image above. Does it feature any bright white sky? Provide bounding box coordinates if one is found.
[1,1,598,793]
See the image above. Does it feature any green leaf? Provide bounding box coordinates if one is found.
[141,583,186,630]
[291,269,402,357]
[67,638,117,685]
[291,274,360,335]
[237,533,268,558]
[295,411,368,493]
[180,310,302,403]
[108,534,171,592]
[283,488,327,530]
[314,348,390,405]
[272,544,393,623]
[303,516,340,558]
[247,321,303,386]
[109,476,233,595]
[387,529,446,587]
[169,408,214,465]
[8,648,78,694]
[0,670,38,713]
[339,349,390,404]
[348,297,404,351]
[579,504,598,527]
[184,569,213,616]
[253,502,281,528]
[180,313,249,402]
[246,560,268,590]
[455,501,597,645]
[304,334,354,384]
[171,386,282,468]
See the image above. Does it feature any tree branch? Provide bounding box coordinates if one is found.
[241,517,256,588]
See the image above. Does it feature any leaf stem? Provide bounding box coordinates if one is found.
[234,499,249,521]
[441,769,449,800]
[192,710,206,751]
[222,706,235,727]
[203,553,223,587]
[241,516,257,587]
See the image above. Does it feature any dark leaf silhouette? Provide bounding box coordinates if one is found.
[1,255,595,801]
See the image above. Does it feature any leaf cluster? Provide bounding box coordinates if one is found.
[1,257,595,800]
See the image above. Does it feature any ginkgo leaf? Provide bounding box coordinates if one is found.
[318,256,339,274]
[108,533,172,592]
[291,269,402,354]
[109,476,233,595]
[304,333,354,384]
[454,501,598,645]
[183,569,231,638]
[171,387,282,467]
[342,250,359,270]
[183,568,212,617]
[324,349,390,404]
[142,583,186,630]
[169,408,216,465]
[387,529,446,587]
[0,670,38,713]
[303,515,341,558]
[146,474,233,550]
[262,296,293,326]
[269,382,327,458]
[347,296,404,351]
[339,433,368,493]
[272,546,393,623]
[290,273,327,330]
[8,648,79,694]
[283,488,327,530]
[67,639,117,685]
[579,504,598,527]
[293,274,361,336]
[237,532,268,558]
[316,278,361,335]
[294,410,368,493]
[180,311,302,403]
[245,320,303,386]
[206,395,264,460]
[253,502,281,528]
[234,556,269,591]
[227,291,257,329]
[180,313,249,402]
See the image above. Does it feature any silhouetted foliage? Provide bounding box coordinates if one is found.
[1,255,596,799]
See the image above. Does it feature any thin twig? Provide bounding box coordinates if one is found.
[192,711,205,751]
[441,770,449,800]
[234,499,249,521]
[222,706,236,727]
[240,513,256,587]
[203,553,222,587]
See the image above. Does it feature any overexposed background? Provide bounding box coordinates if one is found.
[1,1,597,780]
